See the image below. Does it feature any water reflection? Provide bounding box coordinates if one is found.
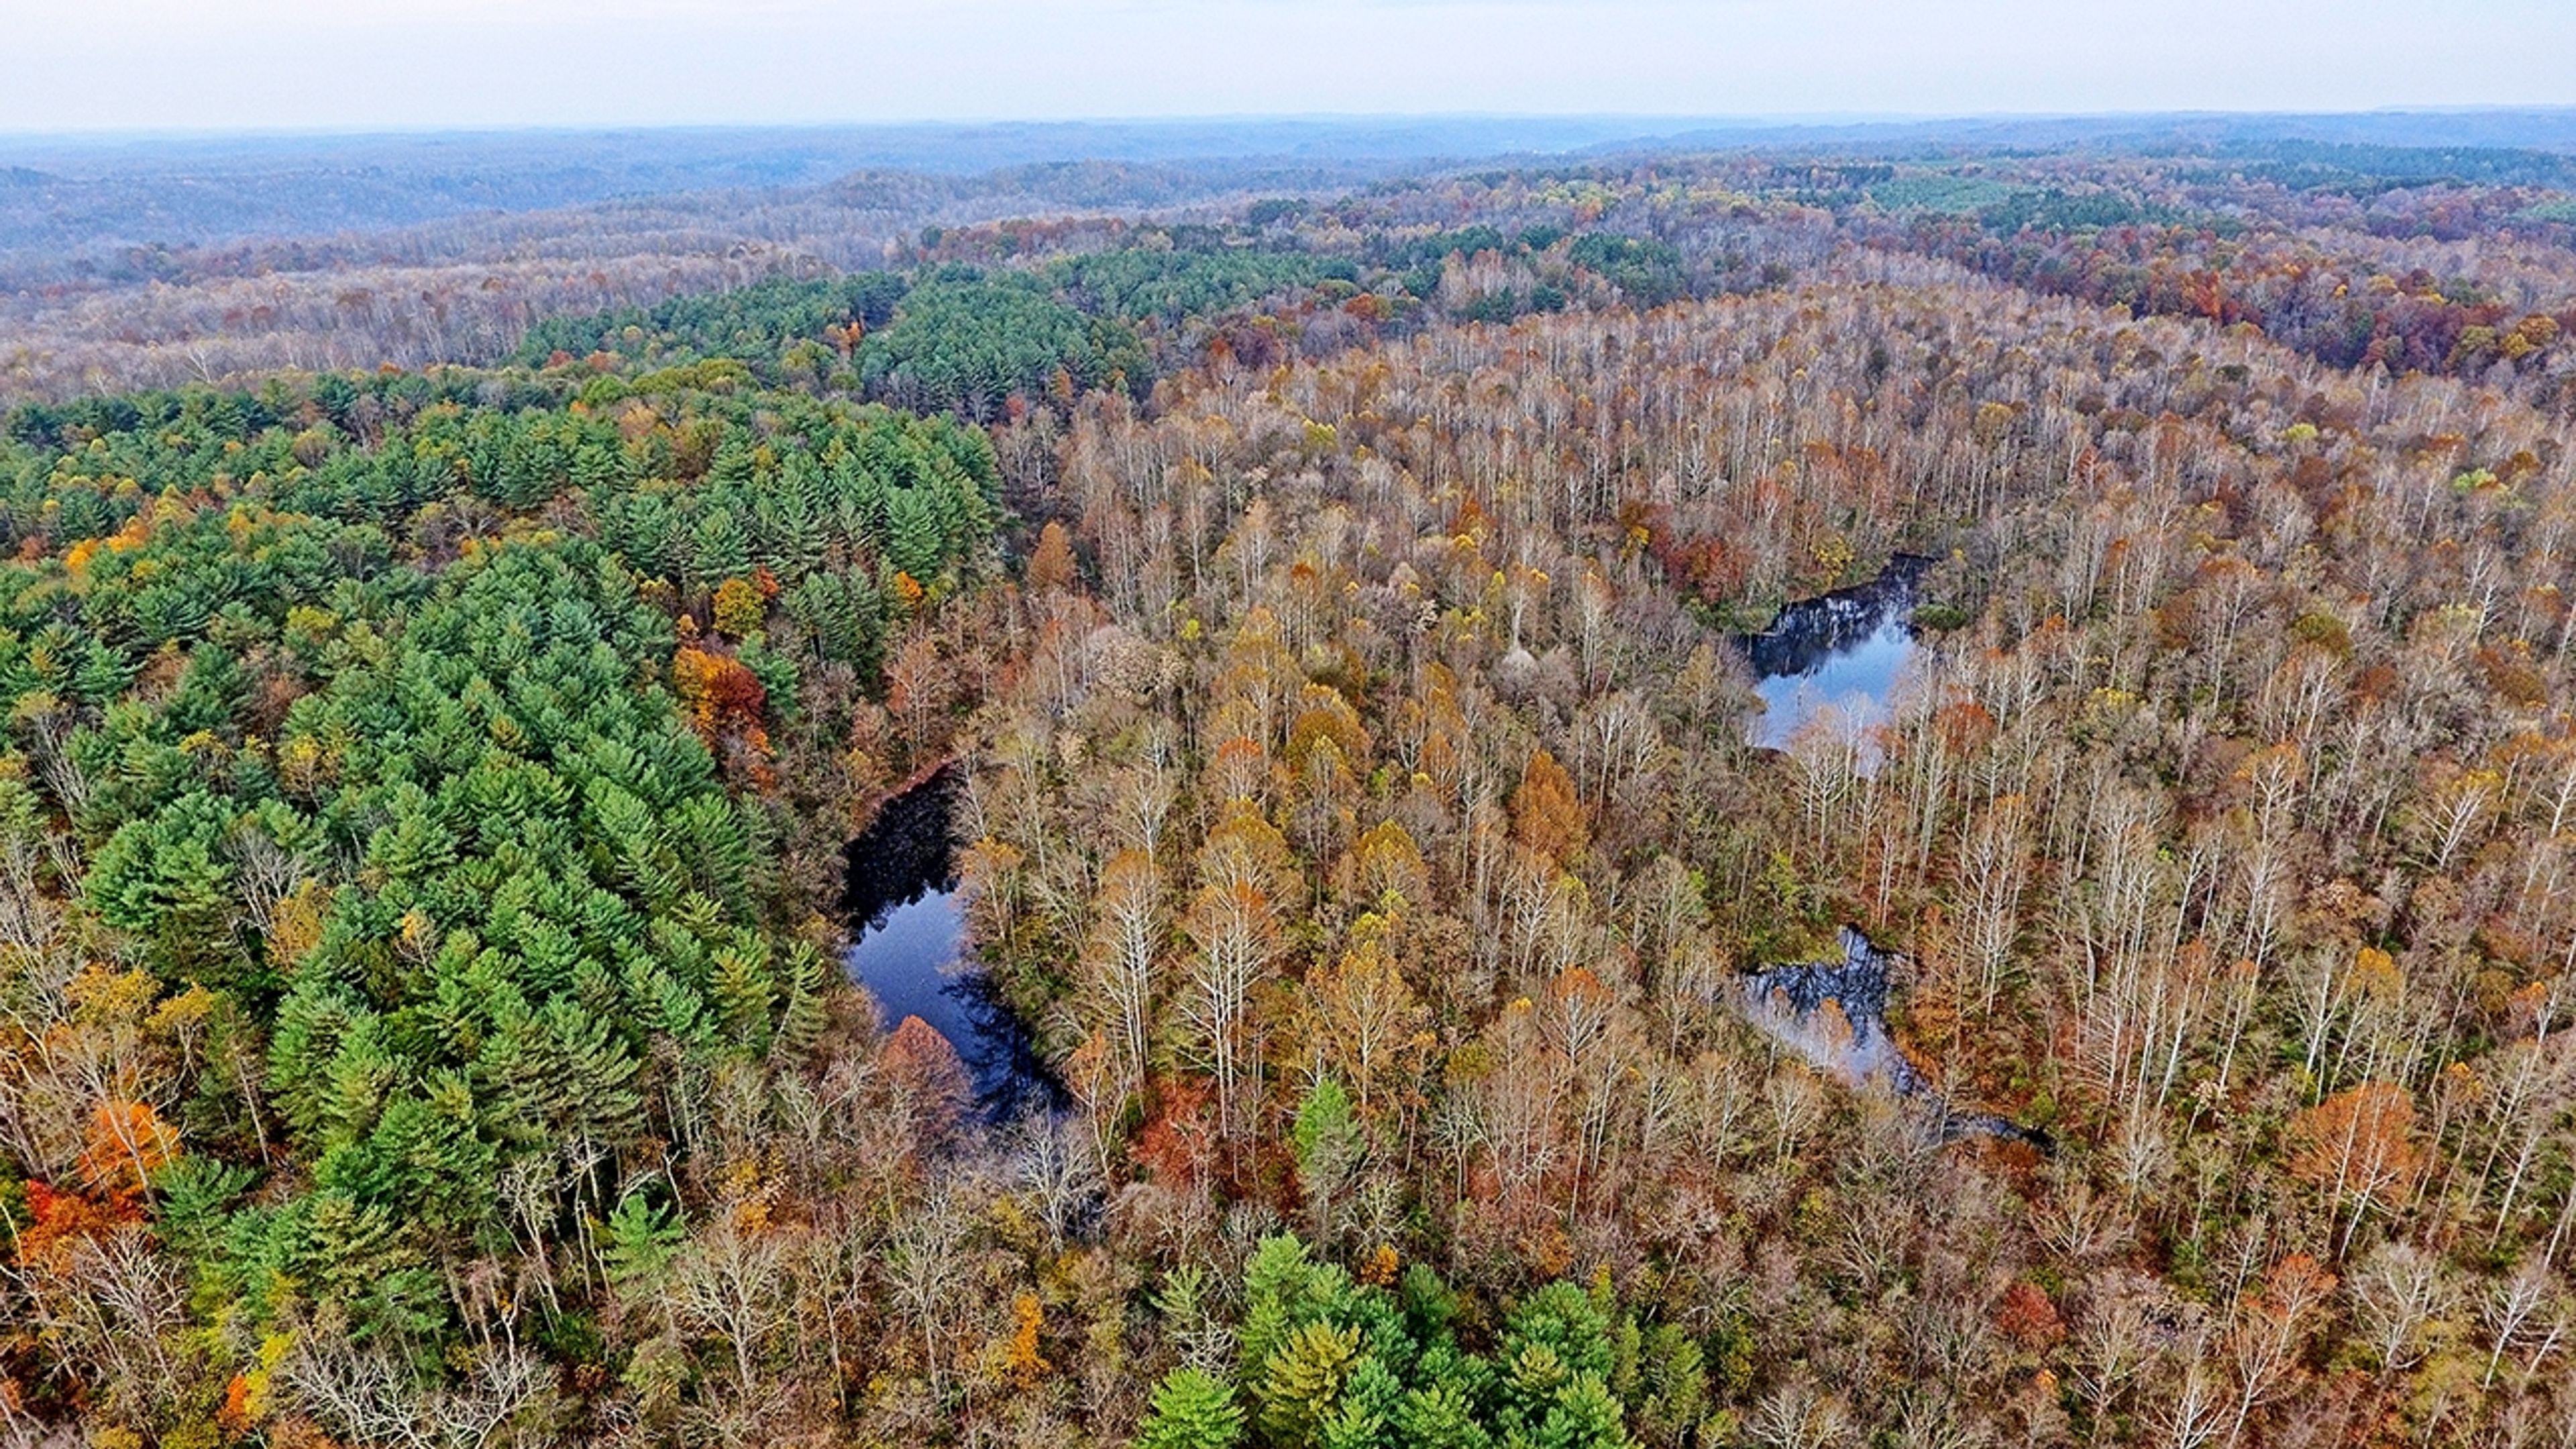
[1739,928,2052,1151]
[842,769,1066,1126]
[1744,558,1926,751]
[1739,927,1927,1095]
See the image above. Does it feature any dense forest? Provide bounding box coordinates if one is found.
[16,125,2576,414]
[2,126,2574,1449]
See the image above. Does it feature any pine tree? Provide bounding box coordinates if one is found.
[1626,1325,1708,1449]
[1293,1076,1364,1236]
[1258,1319,1361,1448]
[1397,1379,1496,1449]
[1503,1283,1616,1382]
[1497,1342,1570,1442]
[772,942,831,1061]
[708,937,780,1055]
[1319,1354,1404,1449]
[1241,1233,1321,1373]
[1136,1366,1246,1449]
[83,790,237,979]
[603,1191,684,1292]
[1517,1373,1632,1449]
[691,508,753,587]
[885,487,946,581]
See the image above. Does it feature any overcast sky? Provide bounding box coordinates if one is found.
[3,0,2573,133]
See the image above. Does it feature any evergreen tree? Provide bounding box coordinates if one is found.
[1509,1373,1632,1449]
[1137,1366,1246,1449]
[1257,1319,1361,1448]
[1318,1354,1404,1449]
[1497,1342,1571,1442]
[1625,1326,1708,1449]
[603,1191,684,1293]
[1240,1233,1321,1374]
[1397,1377,1496,1449]
[1502,1283,1617,1383]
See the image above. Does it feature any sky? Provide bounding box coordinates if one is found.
[3,0,2574,133]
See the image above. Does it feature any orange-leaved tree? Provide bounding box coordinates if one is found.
[2288,1081,2424,1253]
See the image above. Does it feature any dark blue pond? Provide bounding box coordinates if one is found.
[842,769,1064,1126]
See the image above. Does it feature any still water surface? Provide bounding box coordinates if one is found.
[841,769,1064,1125]
[1744,559,1926,751]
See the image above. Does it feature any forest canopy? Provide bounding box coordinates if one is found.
[3,127,2575,1449]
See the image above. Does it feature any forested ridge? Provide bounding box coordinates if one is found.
[1,138,2574,1449]
[21,136,2576,415]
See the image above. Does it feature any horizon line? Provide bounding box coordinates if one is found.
[11,103,2576,146]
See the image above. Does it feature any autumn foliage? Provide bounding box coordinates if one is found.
[1510,748,1588,865]
[672,644,768,738]
[13,131,2576,1449]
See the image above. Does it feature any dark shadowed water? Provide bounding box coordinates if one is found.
[1739,927,1929,1095]
[842,769,1065,1125]
[1744,557,1928,751]
[1739,928,2051,1150]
